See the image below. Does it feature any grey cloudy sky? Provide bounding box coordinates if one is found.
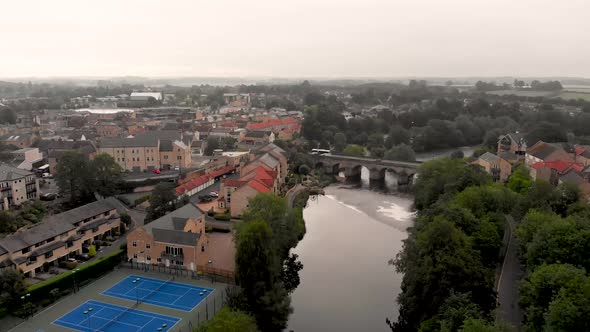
[1,0,589,78]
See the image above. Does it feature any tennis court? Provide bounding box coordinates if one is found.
[53,300,180,332]
[101,275,214,311]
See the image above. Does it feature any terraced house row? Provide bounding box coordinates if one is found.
[0,198,122,277]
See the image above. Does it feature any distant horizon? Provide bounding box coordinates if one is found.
[2,1,589,79]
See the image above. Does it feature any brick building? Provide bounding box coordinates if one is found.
[0,164,39,210]
[126,204,209,272]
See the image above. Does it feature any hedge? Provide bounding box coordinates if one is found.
[26,249,125,303]
[213,213,231,221]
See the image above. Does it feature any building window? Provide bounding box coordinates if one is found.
[21,247,30,254]
[133,253,137,258]
[164,155,168,160]
[157,258,161,262]
[132,241,137,247]
[146,243,150,249]
[201,244,205,252]
[45,251,53,259]
[146,255,151,261]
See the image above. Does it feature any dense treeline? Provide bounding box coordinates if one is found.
[301,88,590,157]
[390,159,511,331]
[391,157,590,331]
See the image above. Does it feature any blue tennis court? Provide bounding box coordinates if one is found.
[101,275,214,311]
[53,300,179,332]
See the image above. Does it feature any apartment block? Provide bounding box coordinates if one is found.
[0,164,39,210]
[0,198,121,277]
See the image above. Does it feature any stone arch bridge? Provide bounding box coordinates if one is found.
[312,154,421,184]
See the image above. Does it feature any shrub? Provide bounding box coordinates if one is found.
[27,250,124,303]
[88,245,96,257]
[213,213,231,221]
[207,208,215,216]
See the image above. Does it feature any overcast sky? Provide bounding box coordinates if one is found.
[1,0,589,78]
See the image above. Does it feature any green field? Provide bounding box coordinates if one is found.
[557,91,590,101]
[485,90,556,97]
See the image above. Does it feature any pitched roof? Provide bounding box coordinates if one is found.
[45,197,120,225]
[152,228,200,246]
[531,160,581,173]
[245,131,269,138]
[478,152,500,164]
[258,153,280,168]
[0,164,33,181]
[246,118,298,130]
[101,136,158,148]
[527,141,563,160]
[245,179,271,193]
[559,171,585,186]
[143,203,203,234]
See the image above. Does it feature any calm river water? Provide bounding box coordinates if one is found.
[288,179,415,331]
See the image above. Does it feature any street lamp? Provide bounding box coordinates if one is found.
[72,268,80,293]
[25,293,31,318]
[20,296,26,320]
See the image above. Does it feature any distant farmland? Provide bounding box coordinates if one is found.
[485,90,556,97]
[557,91,590,101]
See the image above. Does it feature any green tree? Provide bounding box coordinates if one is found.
[385,125,411,148]
[459,318,512,332]
[413,158,491,211]
[520,264,587,332]
[194,307,257,332]
[120,213,131,225]
[342,144,365,157]
[333,132,347,152]
[55,151,94,204]
[543,277,590,332]
[0,269,27,310]
[92,153,123,197]
[384,144,416,162]
[204,136,220,156]
[88,245,96,257]
[506,165,532,194]
[146,183,177,221]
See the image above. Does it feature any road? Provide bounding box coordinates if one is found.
[497,215,523,330]
[189,173,240,204]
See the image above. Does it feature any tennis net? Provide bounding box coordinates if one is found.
[94,302,139,332]
[139,276,175,303]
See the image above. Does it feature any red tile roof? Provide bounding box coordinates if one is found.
[246,179,271,193]
[575,146,586,156]
[207,165,235,178]
[531,160,583,173]
[175,175,212,195]
[246,118,299,130]
[222,179,246,187]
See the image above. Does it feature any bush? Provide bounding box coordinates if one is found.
[133,195,151,206]
[207,208,215,216]
[213,213,231,221]
[27,250,124,303]
[0,307,7,319]
[88,245,96,257]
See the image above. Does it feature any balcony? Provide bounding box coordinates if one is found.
[160,251,184,260]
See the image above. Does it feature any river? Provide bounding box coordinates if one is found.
[288,179,414,332]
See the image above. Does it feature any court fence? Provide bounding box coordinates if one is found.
[122,260,235,285]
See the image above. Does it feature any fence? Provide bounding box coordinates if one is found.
[123,261,235,284]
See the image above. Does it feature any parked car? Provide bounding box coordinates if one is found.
[76,254,90,261]
[174,166,180,171]
[153,168,161,174]
[40,193,57,201]
[42,173,53,178]
[209,191,219,198]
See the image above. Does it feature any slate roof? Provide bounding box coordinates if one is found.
[478,152,500,164]
[45,197,120,226]
[560,171,585,186]
[0,164,33,181]
[0,219,75,253]
[143,203,203,235]
[258,153,280,168]
[527,141,562,160]
[245,131,269,138]
[152,228,200,246]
